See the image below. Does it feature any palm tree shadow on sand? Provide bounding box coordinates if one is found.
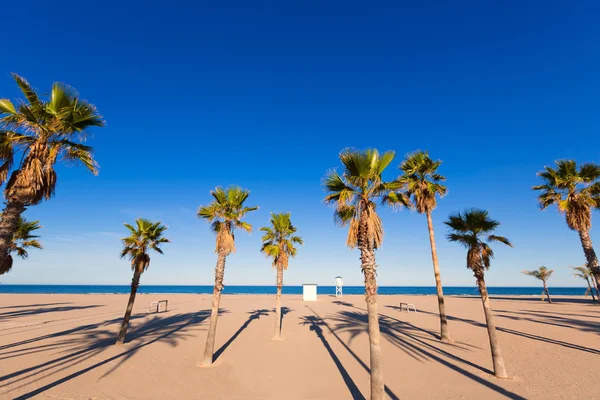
[300,315,366,400]
[1,309,221,399]
[212,309,271,362]
[302,307,400,400]
[329,310,526,400]
[273,306,293,337]
[417,309,600,355]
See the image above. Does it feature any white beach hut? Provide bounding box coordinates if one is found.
[302,283,318,301]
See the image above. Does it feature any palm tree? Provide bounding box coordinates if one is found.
[522,266,554,303]
[260,212,303,340]
[533,160,600,290]
[0,74,104,273]
[324,148,405,400]
[398,150,450,341]
[198,186,258,366]
[571,265,598,301]
[116,218,169,345]
[445,208,513,379]
[1,217,43,274]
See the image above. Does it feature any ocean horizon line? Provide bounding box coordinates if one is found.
[0,284,588,296]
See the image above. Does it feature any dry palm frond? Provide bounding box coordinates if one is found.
[522,266,554,282]
[323,148,401,254]
[0,74,104,205]
[398,150,447,214]
[446,208,512,275]
[199,186,258,256]
[120,218,169,272]
[534,160,600,232]
[260,212,303,269]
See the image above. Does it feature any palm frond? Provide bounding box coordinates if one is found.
[120,218,169,271]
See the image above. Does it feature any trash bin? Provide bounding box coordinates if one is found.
[302,284,318,301]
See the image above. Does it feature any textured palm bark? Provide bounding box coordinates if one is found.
[426,211,450,341]
[202,251,226,366]
[475,272,508,378]
[543,281,552,303]
[0,200,26,275]
[585,278,596,301]
[116,268,141,345]
[578,230,600,290]
[273,266,283,340]
[357,209,384,400]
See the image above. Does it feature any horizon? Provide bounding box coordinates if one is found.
[2,1,599,287]
[0,283,587,288]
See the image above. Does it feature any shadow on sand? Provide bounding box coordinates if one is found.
[418,309,600,355]
[1,309,219,399]
[213,309,270,362]
[329,309,526,400]
[303,306,400,400]
[0,304,104,321]
[301,315,366,400]
[457,295,598,305]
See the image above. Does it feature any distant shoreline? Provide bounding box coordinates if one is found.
[0,284,588,296]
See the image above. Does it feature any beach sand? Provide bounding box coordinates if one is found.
[0,293,598,399]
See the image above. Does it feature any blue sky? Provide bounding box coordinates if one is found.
[1,1,599,287]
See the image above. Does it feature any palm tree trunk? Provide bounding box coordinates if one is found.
[543,281,552,303]
[116,268,141,345]
[578,230,600,291]
[0,200,26,275]
[585,278,596,301]
[357,214,384,400]
[426,211,450,342]
[475,273,508,378]
[202,251,226,366]
[273,266,283,340]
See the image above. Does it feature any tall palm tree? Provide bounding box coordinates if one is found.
[198,186,258,366]
[445,208,513,379]
[533,160,600,289]
[2,217,43,274]
[260,212,303,340]
[398,150,450,341]
[571,265,598,301]
[0,74,104,273]
[116,218,169,345]
[324,148,405,400]
[522,266,554,303]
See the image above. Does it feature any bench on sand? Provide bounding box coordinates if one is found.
[149,300,168,313]
[399,302,417,313]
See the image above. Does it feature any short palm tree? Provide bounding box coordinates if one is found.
[1,217,43,274]
[0,74,104,273]
[116,218,169,345]
[260,212,303,340]
[571,265,598,302]
[445,208,512,379]
[533,160,600,289]
[398,150,450,341]
[324,148,404,400]
[522,266,554,303]
[198,186,258,366]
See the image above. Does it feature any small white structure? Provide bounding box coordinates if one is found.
[335,276,343,298]
[149,300,168,313]
[302,284,318,301]
[399,302,417,313]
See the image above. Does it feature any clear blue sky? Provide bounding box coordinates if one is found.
[2,1,599,287]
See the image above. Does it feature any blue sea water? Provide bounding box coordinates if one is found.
[0,285,588,296]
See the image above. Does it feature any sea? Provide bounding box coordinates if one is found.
[0,285,588,296]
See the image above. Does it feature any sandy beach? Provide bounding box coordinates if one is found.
[0,294,598,399]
